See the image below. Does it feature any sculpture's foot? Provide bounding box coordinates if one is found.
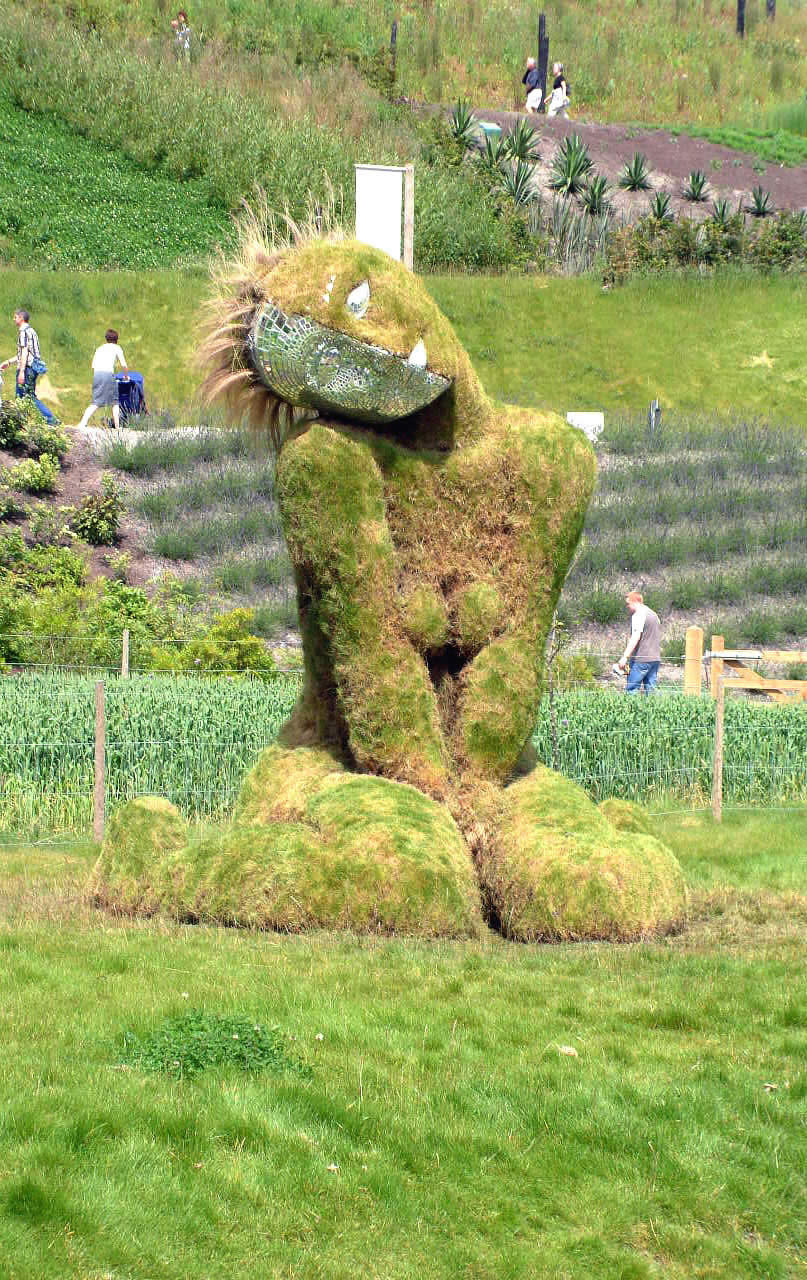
[470,765,688,942]
[90,747,483,939]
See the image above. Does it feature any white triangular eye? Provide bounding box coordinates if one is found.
[346,281,370,318]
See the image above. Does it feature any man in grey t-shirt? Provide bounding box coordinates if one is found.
[617,590,661,694]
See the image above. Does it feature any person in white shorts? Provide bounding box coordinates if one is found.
[76,329,129,430]
[546,62,570,118]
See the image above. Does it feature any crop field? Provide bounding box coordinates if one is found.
[2,673,806,840]
[0,673,300,838]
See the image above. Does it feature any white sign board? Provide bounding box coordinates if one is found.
[355,164,405,262]
[566,411,604,444]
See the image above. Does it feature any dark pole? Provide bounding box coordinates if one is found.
[737,0,746,37]
[537,13,549,112]
[766,0,775,19]
[390,19,398,87]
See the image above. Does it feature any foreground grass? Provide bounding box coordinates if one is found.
[3,269,807,423]
[0,813,804,1278]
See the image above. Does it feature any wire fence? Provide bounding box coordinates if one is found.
[1,665,806,845]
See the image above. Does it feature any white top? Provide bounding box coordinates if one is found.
[92,343,127,373]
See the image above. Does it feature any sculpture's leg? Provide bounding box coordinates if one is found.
[277,424,450,797]
[454,626,543,784]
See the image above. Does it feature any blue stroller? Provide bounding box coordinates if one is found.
[114,371,147,425]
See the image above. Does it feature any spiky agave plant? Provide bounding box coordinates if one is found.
[648,191,674,223]
[549,134,593,198]
[449,100,478,151]
[682,170,709,203]
[618,152,652,192]
[504,118,540,164]
[579,174,611,216]
[710,198,732,229]
[498,159,538,207]
[478,131,510,177]
[746,185,774,218]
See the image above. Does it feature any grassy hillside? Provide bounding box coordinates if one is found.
[20,0,807,126]
[3,269,803,424]
[0,97,228,270]
[0,814,803,1277]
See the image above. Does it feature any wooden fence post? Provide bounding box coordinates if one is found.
[712,675,725,822]
[93,680,106,842]
[121,628,130,678]
[403,164,415,271]
[710,633,724,699]
[766,0,775,19]
[737,0,746,37]
[684,625,703,696]
[537,13,549,112]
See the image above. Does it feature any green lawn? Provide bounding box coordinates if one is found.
[2,269,806,425]
[429,271,807,422]
[0,812,804,1279]
[0,96,227,270]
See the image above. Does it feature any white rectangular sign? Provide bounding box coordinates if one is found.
[355,164,405,262]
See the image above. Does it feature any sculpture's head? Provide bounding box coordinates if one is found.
[202,231,491,451]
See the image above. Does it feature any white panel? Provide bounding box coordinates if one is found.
[355,165,404,261]
[566,411,604,443]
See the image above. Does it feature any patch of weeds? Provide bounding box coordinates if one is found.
[71,475,125,545]
[119,1011,311,1081]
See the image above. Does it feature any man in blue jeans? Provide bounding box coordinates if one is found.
[617,590,661,693]
[0,310,60,425]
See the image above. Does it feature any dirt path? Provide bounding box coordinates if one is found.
[464,110,807,215]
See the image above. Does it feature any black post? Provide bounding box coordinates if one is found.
[390,20,398,88]
[766,0,775,19]
[737,0,746,37]
[537,13,549,113]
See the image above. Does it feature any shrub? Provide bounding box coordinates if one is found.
[618,152,652,192]
[0,488,25,520]
[153,608,277,677]
[579,174,611,216]
[549,134,593,197]
[26,504,78,548]
[749,210,807,271]
[71,475,125,545]
[682,170,710,202]
[21,419,71,460]
[746,185,774,218]
[0,401,26,449]
[504,119,540,164]
[449,99,478,151]
[1,454,60,494]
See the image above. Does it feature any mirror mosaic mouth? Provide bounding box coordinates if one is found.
[249,303,451,424]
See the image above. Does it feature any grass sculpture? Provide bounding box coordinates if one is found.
[94,211,686,941]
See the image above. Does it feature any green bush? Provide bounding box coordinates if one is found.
[71,475,125,546]
[152,608,277,677]
[749,210,807,271]
[1,453,60,494]
[0,400,27,448]
[21,418,71,460]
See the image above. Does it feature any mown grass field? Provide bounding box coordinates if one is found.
[2,269,807,424]
[0,811,804,1279]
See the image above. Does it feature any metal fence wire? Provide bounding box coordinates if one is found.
[0,669,805,843]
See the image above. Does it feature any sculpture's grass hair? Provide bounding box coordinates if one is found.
[199,189,345,451]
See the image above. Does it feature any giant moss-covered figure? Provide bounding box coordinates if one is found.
[94,222,685,940]
[191,222,686,940]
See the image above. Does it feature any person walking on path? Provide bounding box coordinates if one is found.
[617,590,661,693]
[546,62,570,118]
[0,310,59,424]
[522,56,542,113]
[76,329,130,431]
[171,10,192,63]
